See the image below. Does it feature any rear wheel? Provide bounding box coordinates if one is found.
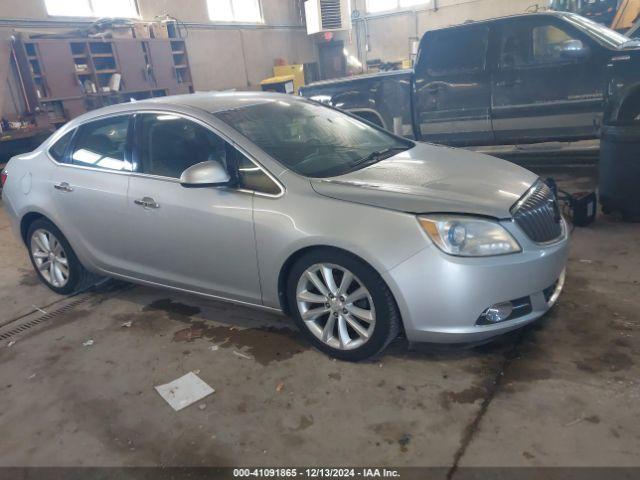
[287,249,400,361]
[27,219,98,295]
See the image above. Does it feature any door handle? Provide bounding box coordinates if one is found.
[54,182,73,192]
[426,82,448,93]
[496,79,523,88]
[134,197,160,209]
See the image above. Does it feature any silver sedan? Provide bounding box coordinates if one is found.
[1,92,568,361]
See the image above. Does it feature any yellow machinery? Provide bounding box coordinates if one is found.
[261,64,308,94]
[612,0,640,31]
[260,75,296,94]
[273,65,305,93]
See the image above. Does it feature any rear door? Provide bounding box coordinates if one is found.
[413,24,494,146]
[50,114,132,272]
[492,16,605,143]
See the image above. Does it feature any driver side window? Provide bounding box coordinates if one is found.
[500,22,580,69]
[532,25,576,64]
[136,114,228,179]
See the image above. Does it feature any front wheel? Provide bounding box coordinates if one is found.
[27,219,98,295]
[287,249,400,361]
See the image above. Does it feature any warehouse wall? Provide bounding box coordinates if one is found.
[339,0,542,72]
[0,0,316,119]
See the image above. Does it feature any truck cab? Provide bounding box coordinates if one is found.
[301,12,640,147]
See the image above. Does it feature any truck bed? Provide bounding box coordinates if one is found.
[299,70,415,138]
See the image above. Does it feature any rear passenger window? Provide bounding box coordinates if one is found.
[49,130,74,162]
[419,26,489,76]
[71,116,131,171]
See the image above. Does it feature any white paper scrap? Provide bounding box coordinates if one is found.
[155,372,215,411]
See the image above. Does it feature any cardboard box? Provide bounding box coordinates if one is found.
[110,26,134,38]
[150,22,169,39]
[133,22,151,39]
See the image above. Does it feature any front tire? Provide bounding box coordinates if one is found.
[287,249,400,361]
[27,219,97,295]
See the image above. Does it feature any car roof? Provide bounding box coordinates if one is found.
[137,90,306,113]
[57,91,309,130]
[60,91,309,129]
[427,11,572,32]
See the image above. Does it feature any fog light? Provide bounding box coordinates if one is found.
[484,302,514,323]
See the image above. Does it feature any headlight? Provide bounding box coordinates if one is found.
[418,215,521,257]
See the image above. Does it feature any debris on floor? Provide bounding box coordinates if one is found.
[121,321,132,328]
[233,350,252,360]
[173,326,204,342]
[209,345,219,351]
[276,382,285,392]
[154,372,215,411]
[82,339,94,347]
[31,305,47,314]
[7,340,15,348]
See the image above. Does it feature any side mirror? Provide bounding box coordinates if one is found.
[180,160,230,188]
[560,39,590,59]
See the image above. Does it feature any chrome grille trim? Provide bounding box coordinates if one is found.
[511,180,563,243]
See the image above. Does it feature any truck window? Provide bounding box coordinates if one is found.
[418,26,489,77]
[500,22,580,69]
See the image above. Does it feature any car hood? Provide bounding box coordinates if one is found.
[310,143,538,218]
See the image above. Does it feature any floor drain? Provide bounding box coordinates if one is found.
[0,294,93,341]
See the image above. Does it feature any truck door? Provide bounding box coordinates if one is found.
[492,16,604,144]
[413,25,494,146]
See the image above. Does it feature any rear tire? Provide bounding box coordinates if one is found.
[27,218,99,295]
[286,249,400,361]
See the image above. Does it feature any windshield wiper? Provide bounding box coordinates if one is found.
[348,147,410,171]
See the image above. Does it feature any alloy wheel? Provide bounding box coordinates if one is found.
[30,228,70,288]
[296,263,376,350]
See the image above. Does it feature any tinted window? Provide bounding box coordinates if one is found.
[49,130,74,162]
[500,22,580,68]
[237,153,281,195]
[137,114,228,179]
[419,26,489,76]
[71,116,130,171]
[215,99,412,178]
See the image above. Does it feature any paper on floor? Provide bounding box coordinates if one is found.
[154,372,215,411]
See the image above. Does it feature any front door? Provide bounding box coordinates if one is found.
[413,24,494,146]
[492,16,605,144]
[123,112,261,304]
[51,115,132,272]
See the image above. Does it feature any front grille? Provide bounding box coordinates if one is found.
[511,180,563,243]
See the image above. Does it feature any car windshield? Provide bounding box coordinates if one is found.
[215,99,413,178]
[563,13,631,47]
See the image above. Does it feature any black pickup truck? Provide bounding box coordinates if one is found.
[300,12,640,147]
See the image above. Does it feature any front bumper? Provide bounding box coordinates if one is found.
[383,218,569,344]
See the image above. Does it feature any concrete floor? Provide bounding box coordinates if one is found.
[0,168,639,470]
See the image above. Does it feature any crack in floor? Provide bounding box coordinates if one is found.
[447,329,526,479]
